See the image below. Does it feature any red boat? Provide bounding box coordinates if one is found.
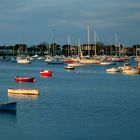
[40,70,53,77]
[63,59,74,63]
[15,76,36,82]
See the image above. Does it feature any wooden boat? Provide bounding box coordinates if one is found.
[123,68,140,75]
[106,67,121,73]
[0,102,17,111]
[64,65,75,70]
[40,70,53,77]
[15,76,36,82]
[8,88,39,95]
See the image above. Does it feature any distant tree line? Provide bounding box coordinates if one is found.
[0,42,140,57]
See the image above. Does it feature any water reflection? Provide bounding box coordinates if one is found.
[0,111,17,125]
[8,93,39,101]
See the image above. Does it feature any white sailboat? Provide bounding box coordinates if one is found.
[16,45,31,64]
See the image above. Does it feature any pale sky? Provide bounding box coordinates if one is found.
[0,0,140,46]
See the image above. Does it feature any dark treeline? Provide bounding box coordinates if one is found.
[0,42,140,57]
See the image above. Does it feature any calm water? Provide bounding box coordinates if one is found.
[0,59,140,140]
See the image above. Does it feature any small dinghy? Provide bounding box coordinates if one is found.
[0,102,17,112]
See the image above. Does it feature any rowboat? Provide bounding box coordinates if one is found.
[8,88,39,95]
[0,102,17,111]
[15,76,36,82]
[40,70,53,77]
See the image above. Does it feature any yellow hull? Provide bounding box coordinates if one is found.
[79,59,101,64]
[8,88,39,95]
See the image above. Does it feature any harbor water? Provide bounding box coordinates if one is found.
[0,59,140,140]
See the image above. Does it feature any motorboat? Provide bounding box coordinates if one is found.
[68,62,86,67]
[0,102,17,112]
[100,61,116,65]
[8,88,39,95]
[15,76,36,82]
[64,65,75,70]
[123,68,140,75]
[118,63,133,71]
[106,67,121,73]
[16,57,31,64]
[40,70,53,77]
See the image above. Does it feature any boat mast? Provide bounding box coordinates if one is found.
[68,34,71,57]
[52,29,55,56]
[115,33,118,56]
[94,30,97,56]
[87,25,90,56]
[78,38,83,58]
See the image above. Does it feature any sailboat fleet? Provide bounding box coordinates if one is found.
[1,25,139,72]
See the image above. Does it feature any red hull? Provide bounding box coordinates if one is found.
[15,77,36,82]
[63,59,74,63]
[40,71,52,77]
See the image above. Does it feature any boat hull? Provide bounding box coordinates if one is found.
[0,102,17,111]
[123,69,140,75]
[64,66,75,70]
[40,71,52,77]
[15,77,36,82]
[8,88,39,95]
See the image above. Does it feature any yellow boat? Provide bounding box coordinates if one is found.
[8,88,39,95]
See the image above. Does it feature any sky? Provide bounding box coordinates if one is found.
[0,0,140,47]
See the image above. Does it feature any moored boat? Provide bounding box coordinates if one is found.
[68,62,86,67]
[15,76,36,82]
[8,88,39,95]
[47,60,64,64]
[0,102,17,111]
[118,63,133,71]
[64,65,75,70]
[106,67,121,73]
[123,68,140,75]
[63,59,74,63]
[100,61,116,65]
[16,57,31,64]
[40,70,53,77]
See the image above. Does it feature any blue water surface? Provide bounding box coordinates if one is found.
[0,59,140,140]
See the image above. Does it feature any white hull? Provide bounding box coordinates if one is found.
[106,67,121,73]
[17,57,31,64]
[123,69,140,75]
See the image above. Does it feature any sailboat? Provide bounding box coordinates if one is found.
[16,45,31,64]
[79,26,101,64]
